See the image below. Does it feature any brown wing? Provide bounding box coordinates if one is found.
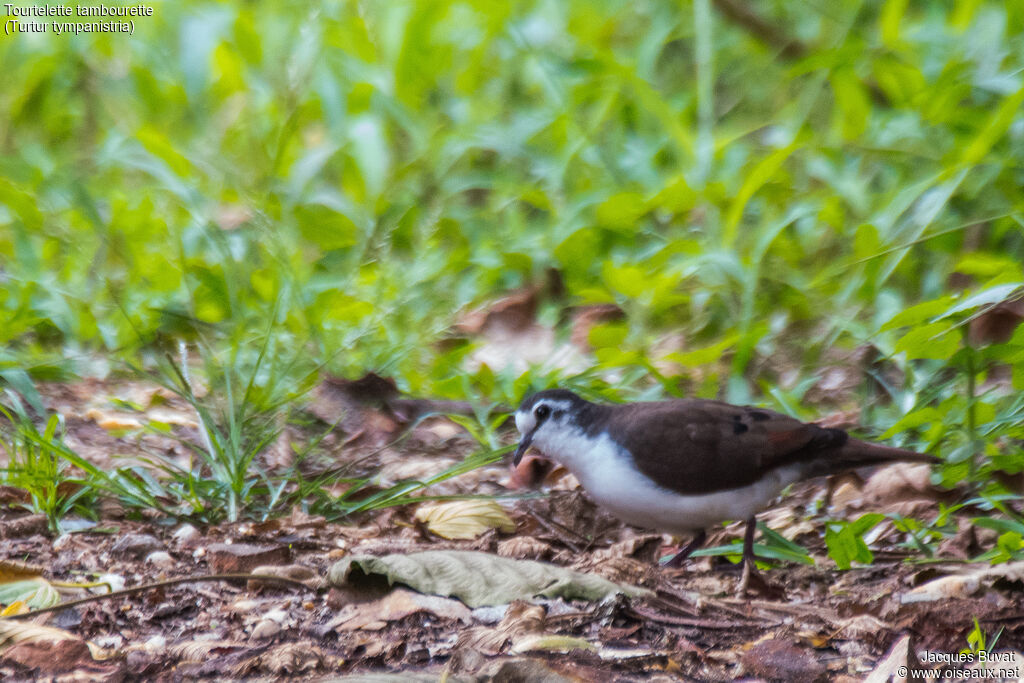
[602,399,849,494]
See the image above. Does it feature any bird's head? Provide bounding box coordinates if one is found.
[512,389,590,466]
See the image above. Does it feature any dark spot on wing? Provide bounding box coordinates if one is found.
[733,421,749,435]
[749,411,771,421]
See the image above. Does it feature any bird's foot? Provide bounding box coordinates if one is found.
[736,562,785,599]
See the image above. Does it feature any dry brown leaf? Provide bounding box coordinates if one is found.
[250,564,322,589]
[0,619,108,661]
[414,500,516,540]
[167,640,250,663]
[332,587,472,631]
[864,634,910,683]
[84,408,143,431]
[458,600,546,655]
[252,642,324,675]
[900,562,1024,604]
[496,536,554,561]
[0,621,102,674]
[510,633,595,655]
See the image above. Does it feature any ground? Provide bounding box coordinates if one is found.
[1,377,1023,682]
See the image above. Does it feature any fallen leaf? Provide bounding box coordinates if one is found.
[253,642,324,675]
[414,500,516,540]
[328,550,652,608]
[740,638,825,681]
[167,640,250,663]
[496,536,554,561]
[458,600,546,654]
[901,562,1024,604]
[332,587,472,631]
[249,564,321,590]
[0,619,107,672]
[510,634,595,654]
[0,561,73,612]
[864,634,910,683]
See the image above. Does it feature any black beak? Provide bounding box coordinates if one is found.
[513,430,535,467]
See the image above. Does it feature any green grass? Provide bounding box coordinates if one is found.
[0,395,95,533]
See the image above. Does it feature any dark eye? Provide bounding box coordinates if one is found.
[534,404,550,420]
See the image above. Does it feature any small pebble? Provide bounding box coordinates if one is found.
[98,573,126,592]
[250,619,281,640]
[263,608,290,624]
[172,523,201,545]
[144,634,167,653]
[145,551,175,568]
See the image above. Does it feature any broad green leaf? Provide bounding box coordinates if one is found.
[893,322,960,360]
[880,406,943,439]
[595,193,647,231]
[880,296,957,332]
[826,515,884,570]
[588,322,628,349]
[602,263,647,299]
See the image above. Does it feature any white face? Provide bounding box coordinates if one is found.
[514,398,574,461]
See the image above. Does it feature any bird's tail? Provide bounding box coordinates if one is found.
[810,437,939,478]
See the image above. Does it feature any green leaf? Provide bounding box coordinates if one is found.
[831,68,870,139]
[938,283,1024,320]
[959,85,1024,167]
[893,322,960,360]
[724,142,799,246]
[664,334,739,367]
[879,0,908,46]
[595,193,647,231]
[825,514,885,570]
[588,322,628,349]
[880,296,957,332]
[602,263,647,299]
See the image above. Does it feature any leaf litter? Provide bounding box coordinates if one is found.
[1,376,1024,680]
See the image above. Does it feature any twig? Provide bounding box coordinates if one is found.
[526,510,584,554]
[712,0,805,59]
[4,573,317,620]
[627,603,772,629]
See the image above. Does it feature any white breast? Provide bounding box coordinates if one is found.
[536,429,801,534]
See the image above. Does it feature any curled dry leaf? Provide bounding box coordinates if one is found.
[167,640,250,664]
[901,562,1024,604]
[249,564,322,590]
[497,536,554,560]
[0,633,96,674]
[0,619,110,666]
[864,634,910,683]
[510,634,595,655]
[331,587,473,632]
[458,600,546,655]
[0,561,62,612]
[254,642,325,676]
[0,619,80,649]
[414,500,516,540]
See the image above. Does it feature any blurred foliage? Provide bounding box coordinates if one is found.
[2,3,1024,467]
